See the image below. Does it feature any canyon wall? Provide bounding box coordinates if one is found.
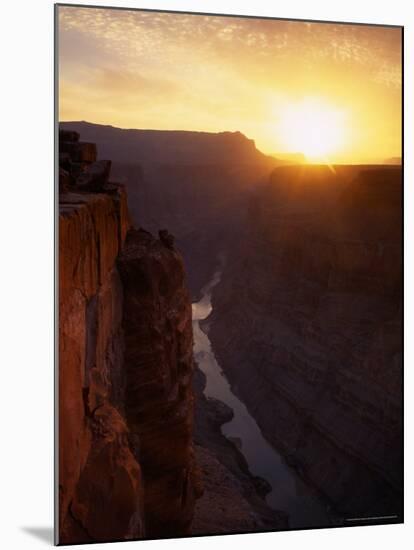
[58,131,200,543]
[60,121,277,298]
[207,164,403,519]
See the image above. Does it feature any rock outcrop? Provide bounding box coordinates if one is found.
[207,164,403,520]
[117,228,202,537]
[58,130,199,543]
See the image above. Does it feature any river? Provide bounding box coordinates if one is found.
[192,270,333,529]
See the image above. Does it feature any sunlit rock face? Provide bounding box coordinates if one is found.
[58,130,200,543]
[58,185,142,544]
[207,164,402,518]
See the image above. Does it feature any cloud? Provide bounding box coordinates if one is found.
[57,5,402,159]
[58,6,401,78]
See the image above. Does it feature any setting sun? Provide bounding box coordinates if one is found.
[278,98,348,162]
[56,5,403,544]
[58,9,402,163]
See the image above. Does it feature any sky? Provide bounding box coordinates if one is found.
[58,6,402,163]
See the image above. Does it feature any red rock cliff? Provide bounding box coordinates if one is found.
[118,228,201,537]
[58,130,199,544]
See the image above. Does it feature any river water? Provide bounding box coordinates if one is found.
[192,270,333,529]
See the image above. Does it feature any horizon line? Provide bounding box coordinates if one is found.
[59,120,402,165]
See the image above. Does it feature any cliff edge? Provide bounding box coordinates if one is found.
[58,129,201,544]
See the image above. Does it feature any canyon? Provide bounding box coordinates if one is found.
[58,127,282,544]
[58,122,403,543]
[60,121,277,298]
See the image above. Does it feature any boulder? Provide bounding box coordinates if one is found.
[60,141,97,164]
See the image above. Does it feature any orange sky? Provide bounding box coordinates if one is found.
[58,6,402,163]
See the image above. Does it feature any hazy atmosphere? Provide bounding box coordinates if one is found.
[58,7,401,162]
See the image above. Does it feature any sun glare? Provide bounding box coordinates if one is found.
[278,98,347,162]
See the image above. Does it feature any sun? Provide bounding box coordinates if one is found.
[278,98,347,162]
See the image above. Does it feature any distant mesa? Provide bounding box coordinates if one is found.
[60,121,276,167]
[383,156,402,165]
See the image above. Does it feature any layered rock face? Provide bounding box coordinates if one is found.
[207,164,402,518]
[58,131,199,543]
[59,187,141,543]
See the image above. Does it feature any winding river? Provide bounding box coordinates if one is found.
[192,270,333,529]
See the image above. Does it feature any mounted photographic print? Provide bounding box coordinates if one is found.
[55,3,403,545]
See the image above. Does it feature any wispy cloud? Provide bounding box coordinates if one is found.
[59,8,401,84]
[58,6,402,160]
